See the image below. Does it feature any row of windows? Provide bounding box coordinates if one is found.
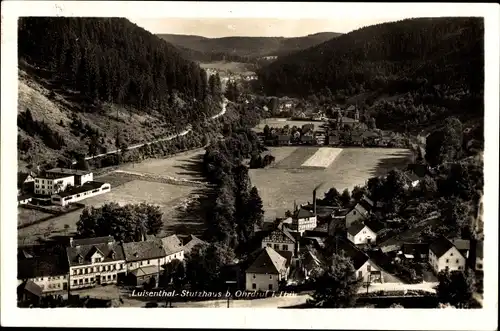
[73,274,116,285]
[32,276,65,281]
[266,244,289,251]
[251,283,273,290]
[72,264,122,275]
[253,274,273,280]
[47,283,62,289]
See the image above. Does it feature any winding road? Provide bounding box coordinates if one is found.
[72,99,228,165]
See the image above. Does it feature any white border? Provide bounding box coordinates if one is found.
[1,2,499,330]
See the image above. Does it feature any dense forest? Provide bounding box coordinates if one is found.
[158,32,341,59]
[258,18,484,130]
[18,17,220,126]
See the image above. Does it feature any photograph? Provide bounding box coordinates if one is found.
[1,1,498,330]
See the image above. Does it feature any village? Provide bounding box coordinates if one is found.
[17,165,484,307]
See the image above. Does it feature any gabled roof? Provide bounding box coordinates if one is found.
[66,238,125,267]
[123,239,166,262]
[45,168,92,176]
[71,236,114,247]
[130,265,160,277]
[161,235,184,255]
[364,219,385,233]
[55,181,109,198]
[402,243,429,256]
[347,222,367,236]
[246,247,287,274]
[276,250,293,268]
[429,236,456,258]
[450,239,470,251]
[18,280,43,297]
[183,235,207,254]
[334,237,370,270]
[18,172,34,187]
[295,207,315,219]
[18,253,68,279]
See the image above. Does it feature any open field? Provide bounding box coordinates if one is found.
[18,208,53,227]
[253,118,327,133]
[301,147,343,168]
[120,149,206,181]
[18,148,210,246]
[250,147,412,220]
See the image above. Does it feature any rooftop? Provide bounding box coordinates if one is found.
[45,168,92,176]
[18,246,69,279]
[429,236,456,258]
[66,238,125,267]
[18,280,43,297]
[294,207,315,220]
[55,181,109,198]
[161,234,184,255]
[347,222,366,236]
[333,237,370,270]
[450,238,471,251]
[246,247,287,275]
[122,239,166,262]
[130,265,160,277]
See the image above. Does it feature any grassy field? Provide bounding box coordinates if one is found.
[18,148,209,246]
[18,208,53,227]
[250,146,413,221]
[253,118,327,133]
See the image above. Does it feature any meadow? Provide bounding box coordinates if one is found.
[250,146,413,221]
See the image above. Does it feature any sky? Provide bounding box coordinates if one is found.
[128,17,408,38]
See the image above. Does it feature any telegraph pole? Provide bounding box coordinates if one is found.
[225,280,237,308]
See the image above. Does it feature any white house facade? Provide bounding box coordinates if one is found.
[261,225,296,256]
[51,182,110,206]
[345,202,371,228]
[245,247,289,291]
[429,237,466,274]
[347,223,377,245]
[34,175,74,196]
[66,236,126,289]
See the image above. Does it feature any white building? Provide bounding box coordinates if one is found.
[18,249,69,294]
[291,208,317,234]
[51,181,110,206]
[45,168,93,186]
[66,236,126,289]
[34,174,74,196]
[347,222,377,245]
[161,234,185,263]
[261,223,297,256]
[333,237,383,283]
[245,247,290,291]
[345,197,374,228]
[123,239,169,273]
[428,237,467,274]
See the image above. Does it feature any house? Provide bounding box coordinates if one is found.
[347,222,377,245]
[345,196,374,228]
[333,237,382,283]
[400,243,429,260]
[129,266,161,287]
[122,239,167,274]
[66,236,126,289]
[450,238,470,259]
[404,172,421,189]
[475,241,483,271]
[18,171,35,194]
[161,234,185,263]
[245,247,290,291]
[51,181,111,206]
[261,223,297,256]
[351,132,364,146]
[428,236,467,274]
[17,246,69,294]
[45,168,93,186]
[17,280,43,305]
[34,173,74,196]
[18,194,33,205]
[182,235,207,255]
[291,207,318,234]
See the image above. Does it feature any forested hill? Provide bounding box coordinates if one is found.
[258,17,483,98]
[18,17,213,123]
[158,32,342,58]
[17,17,224,170]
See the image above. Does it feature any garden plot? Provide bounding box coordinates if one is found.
[301,148,343,168]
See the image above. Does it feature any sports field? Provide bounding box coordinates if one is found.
[250,146,412,221]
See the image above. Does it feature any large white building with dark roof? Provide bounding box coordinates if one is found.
[245,247,290,291]
[66,236,126,289]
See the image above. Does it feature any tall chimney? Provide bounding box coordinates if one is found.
[313,189,317,216]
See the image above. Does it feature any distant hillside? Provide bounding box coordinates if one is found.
[257,17,484,131]
[157,32,342,59]
[17,17,223,169]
